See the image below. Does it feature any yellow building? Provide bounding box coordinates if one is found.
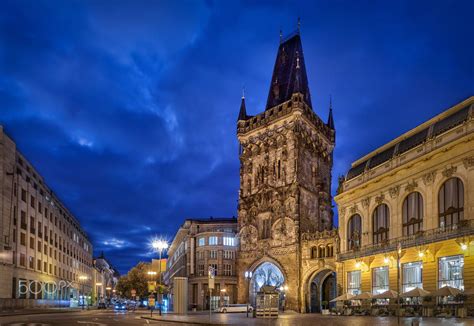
[335,97,474,299]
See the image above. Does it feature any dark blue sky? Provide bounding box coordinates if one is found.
[1,0,473,274]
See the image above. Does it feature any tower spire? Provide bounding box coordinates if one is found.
[327,95,335,130]
[238,89,247,121]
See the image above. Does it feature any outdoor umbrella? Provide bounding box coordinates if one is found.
[330,293,355,302]
[431,286,461,297]
[401,287,431,298]
[373,290,398,299]
[351,292,373,300]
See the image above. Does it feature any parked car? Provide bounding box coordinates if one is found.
[216,304,253,313]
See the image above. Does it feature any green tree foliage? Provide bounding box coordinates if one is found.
[115,262,150,298]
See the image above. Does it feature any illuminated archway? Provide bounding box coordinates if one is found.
[249,262,285,305]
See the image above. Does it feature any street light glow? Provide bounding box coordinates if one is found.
[79,275,88,281]
[95,283,103,286]
[147,271,157,275]
[151,238,169,251]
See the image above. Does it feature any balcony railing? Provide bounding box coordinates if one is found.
[339,219,474,261]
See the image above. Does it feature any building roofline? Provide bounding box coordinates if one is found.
[351,96,474,168]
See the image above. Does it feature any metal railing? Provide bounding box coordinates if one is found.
[339,219,474,261]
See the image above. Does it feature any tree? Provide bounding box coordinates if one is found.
[116,262,150,298]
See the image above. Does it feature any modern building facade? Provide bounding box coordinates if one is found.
[335,97,474,299]
[235,30,338,313]
[164,217,238,310]
[0,126,93,309]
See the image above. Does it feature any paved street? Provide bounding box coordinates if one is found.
[1,310,474,326]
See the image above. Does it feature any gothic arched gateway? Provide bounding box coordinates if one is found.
[306,269,336,313]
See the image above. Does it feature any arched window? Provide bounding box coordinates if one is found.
[373,204,389,244]
[326,245,333,257]
[347,214,362,250]
[318,245,325,258]
[402,192,424,236]
[311,247,318,259]
[439,177,464,227]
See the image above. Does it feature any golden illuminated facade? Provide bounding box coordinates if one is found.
[335,97,474,298]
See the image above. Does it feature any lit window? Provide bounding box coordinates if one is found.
[373,204,389,244]
[198,237,205,246]
[223,237,235,246]
[372,266,389,294]
[402,262,423,292]
[209,236,218,246]
[347,270,361,295]
[403,192,424,236]
[438,178,464,228]
[347,214,361,250]
[438,255,464,290]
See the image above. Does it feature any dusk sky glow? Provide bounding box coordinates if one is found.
[1,0,473,274]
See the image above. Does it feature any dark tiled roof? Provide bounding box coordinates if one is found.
[347,161,367,180]
[432,104,470,137]
[265,32,312,110]
[367,145,396,169]
[397,127,429,155]
[345,101,472,180]
[186,217,237,224]
[238,97,247,121]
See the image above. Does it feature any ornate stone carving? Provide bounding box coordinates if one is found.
[463,156,474,169]
[422,171,436,186]
[375,194,385,205]
[339,206,346,218]
[361,197,371,208]
[349,204,358,215]
[388,186,400,199]
[442,165,457,178]
[405,180,418,192]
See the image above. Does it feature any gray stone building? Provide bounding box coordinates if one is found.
[236,30,338,312]
[164,217,238,310]
[0,126,93,309]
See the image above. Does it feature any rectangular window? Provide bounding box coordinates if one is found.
[20,233,26,246]
[37,259,41,271]
[198,237,205,246]
[20,211,26,230]
[438,255,464,290]
[198,264,205,276]
[209,250,218,259]
[223,250,234,260]
[210,263,218,276]
[224,264,232,276]
[402,262,423,292]
[30,237,34,250]
[19,253,26,267]
[223,237,235,246]
[30,195,35,208]
[347,270,361,295]
[209,236,218,245]
[44,262,47,272]
[29,256,34,269]
[262,218,271,239]
[21,189,26,202]
[372,266,389,294]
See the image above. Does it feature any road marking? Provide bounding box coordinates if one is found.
[77,321,106,326]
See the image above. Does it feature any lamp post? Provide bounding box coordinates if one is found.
[151,239,168,316]
[244,271,253,318]
[79,275,88,310]
[397,242,401,326]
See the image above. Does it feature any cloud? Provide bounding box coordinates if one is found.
[1,0,472,273]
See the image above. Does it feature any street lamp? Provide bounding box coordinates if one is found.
[279,285,288,312]
[79,275,88,310]
[150,239,168,315]
[244,271,253,317]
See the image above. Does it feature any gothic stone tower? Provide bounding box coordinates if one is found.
[236,31,335,312]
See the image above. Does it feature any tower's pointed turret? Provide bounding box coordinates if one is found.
[265,30,312,110]
[327,96,335,130]
[237,90,247,121]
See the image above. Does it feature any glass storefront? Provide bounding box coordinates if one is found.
[372,266,389,294]
[438,255,464,290]
[402,261,423,293]
[347,270,361,295]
